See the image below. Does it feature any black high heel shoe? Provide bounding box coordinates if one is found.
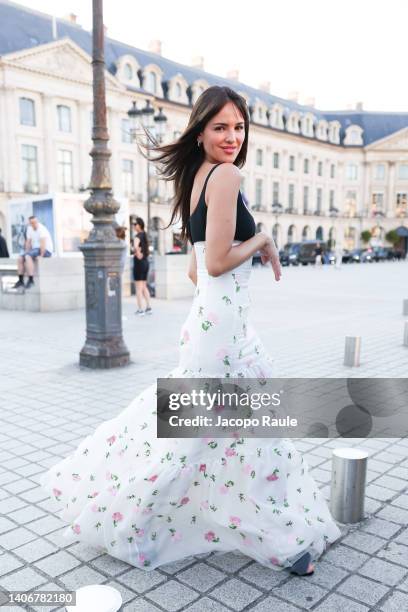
[289,552,315,576]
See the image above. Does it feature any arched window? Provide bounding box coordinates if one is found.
[124,63,133,80]
[175,82,182,99]
[147,71,157,94]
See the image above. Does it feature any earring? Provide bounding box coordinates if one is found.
[197,140,201,147]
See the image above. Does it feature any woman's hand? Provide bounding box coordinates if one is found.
[259,234,282,281]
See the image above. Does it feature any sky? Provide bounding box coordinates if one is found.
[13,0,408,112]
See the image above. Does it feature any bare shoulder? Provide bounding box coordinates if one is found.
[207,162,241,195]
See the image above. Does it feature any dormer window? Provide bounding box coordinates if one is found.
[147,71,157,94]
[124,63,133,80]
[175,82,182,99]
[344,124,363,146]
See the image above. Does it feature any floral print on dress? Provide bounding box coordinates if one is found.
[41,241,341,572]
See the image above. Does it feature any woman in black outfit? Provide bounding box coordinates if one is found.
[133,217,152,315]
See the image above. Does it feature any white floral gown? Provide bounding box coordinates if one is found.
[41,241,341,571]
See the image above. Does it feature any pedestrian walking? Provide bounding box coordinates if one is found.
[133,217,152,316]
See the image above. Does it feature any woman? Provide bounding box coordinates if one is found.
[133,217,152,316]
[41,86,341,575]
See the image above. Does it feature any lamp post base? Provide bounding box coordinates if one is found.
[79,338,130,369]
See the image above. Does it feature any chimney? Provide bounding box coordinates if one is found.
[287,90,299,103]
[259,80,271,93]
[355,101,364,111]
[148,39,162,56]
[65,13,77,24]
[304,96,315,108]
[226,68,239,81]
[191,55,205,70]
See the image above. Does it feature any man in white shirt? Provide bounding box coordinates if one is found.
[14,215,53,289]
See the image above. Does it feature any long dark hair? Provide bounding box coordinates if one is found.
[135,217,149,258]
[134,85,250,244]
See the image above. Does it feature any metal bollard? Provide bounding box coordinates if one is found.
[344,336,361,367]
[404,321,408,347]
[403,299,408,316]
[330,447,369,523]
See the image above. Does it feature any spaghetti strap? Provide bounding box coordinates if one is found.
[203,162,223,191]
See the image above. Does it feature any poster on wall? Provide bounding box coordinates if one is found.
[9,195,55,256]
[58,195,93,254]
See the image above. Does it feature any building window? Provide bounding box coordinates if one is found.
[317,161,323,177]
[122,159,134,196]
[372,192,384,212]
[147,71,157,94]
[175,82,182,99]
[316,187,322,213]
[329,189,335,210]
[330,164,335,179]
[396,192,408,216]
[273,152,279,169]
[345,190,357,216]
[57,149,73,191]
[398,164,408,180]
[255,178,263,207]
[303,158,309,174]
[273,181,279,205]
[57,105,72,133]
[288,183,295,209]
[303,185,309,213]
[289,155,295,172]
[258,107,263,121]
[374,164,385,180]
[124,63,133,80]
[346,163,358,180]
[22,144,39,192]
[19,97,36,126]
[256,148,263,166]
[121,118,132,143]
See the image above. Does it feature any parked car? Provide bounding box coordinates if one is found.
[383,247,403,261]
[298,240,328,265]
[341,249,353,264]
[372,247,388,262]
[279,243,301,266]
[323,250,336,264]
[347,248,364,263]
[360,248,375,263]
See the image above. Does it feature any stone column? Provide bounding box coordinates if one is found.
[387,161,396,218]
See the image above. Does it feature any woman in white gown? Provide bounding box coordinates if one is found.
[41,85,341,575]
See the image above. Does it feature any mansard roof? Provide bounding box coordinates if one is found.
[1,0,407,147]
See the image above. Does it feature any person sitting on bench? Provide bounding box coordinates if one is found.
[14,216,53,289]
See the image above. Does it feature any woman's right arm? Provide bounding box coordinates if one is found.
[204,163,280,280]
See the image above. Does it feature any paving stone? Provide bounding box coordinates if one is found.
[0,497,27,514]
[360,517,401,539]
[44,526,74,548]
[377,542,408,567]
[146,580,199,611]
[66,542,105,562]
[59,565,106,590]
[34,550,81,577]
[0,526,37,549]
[184,597,231,611]
[90,554,131,576]
[395,528,408,546]
[103,580,137,605]
[238,562,288,589]
[28,515,64,536]
[14,538,57,563]
[377,505,408,524]
[0,516,15,534]
[11,505,47,524]
[367,484,396,501]
[380,590,408,611]
[313,593,370,611]
[398,576,408,592]
[267,577,328,610]
[251,597,306,612]
[211,578,263,610]
[373,475,408,492]
[2,479,37,494]
[122,599,162,611]
[177,562,225,592]
[323,544,369,571]
[117,567,166,594]
[206,551,252,573]
[358,557,407,586]
[308,559,349,589]
[337,574,390,606]
[0,552,24,576]
[342,531,387,554]
[31,581,64,612]
[0,567,47,591]
[392,495,408,510]
[159,556,196,574]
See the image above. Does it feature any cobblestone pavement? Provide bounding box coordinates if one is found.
[0,260,407,611]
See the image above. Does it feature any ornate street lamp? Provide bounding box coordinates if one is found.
[79,0,130,368]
